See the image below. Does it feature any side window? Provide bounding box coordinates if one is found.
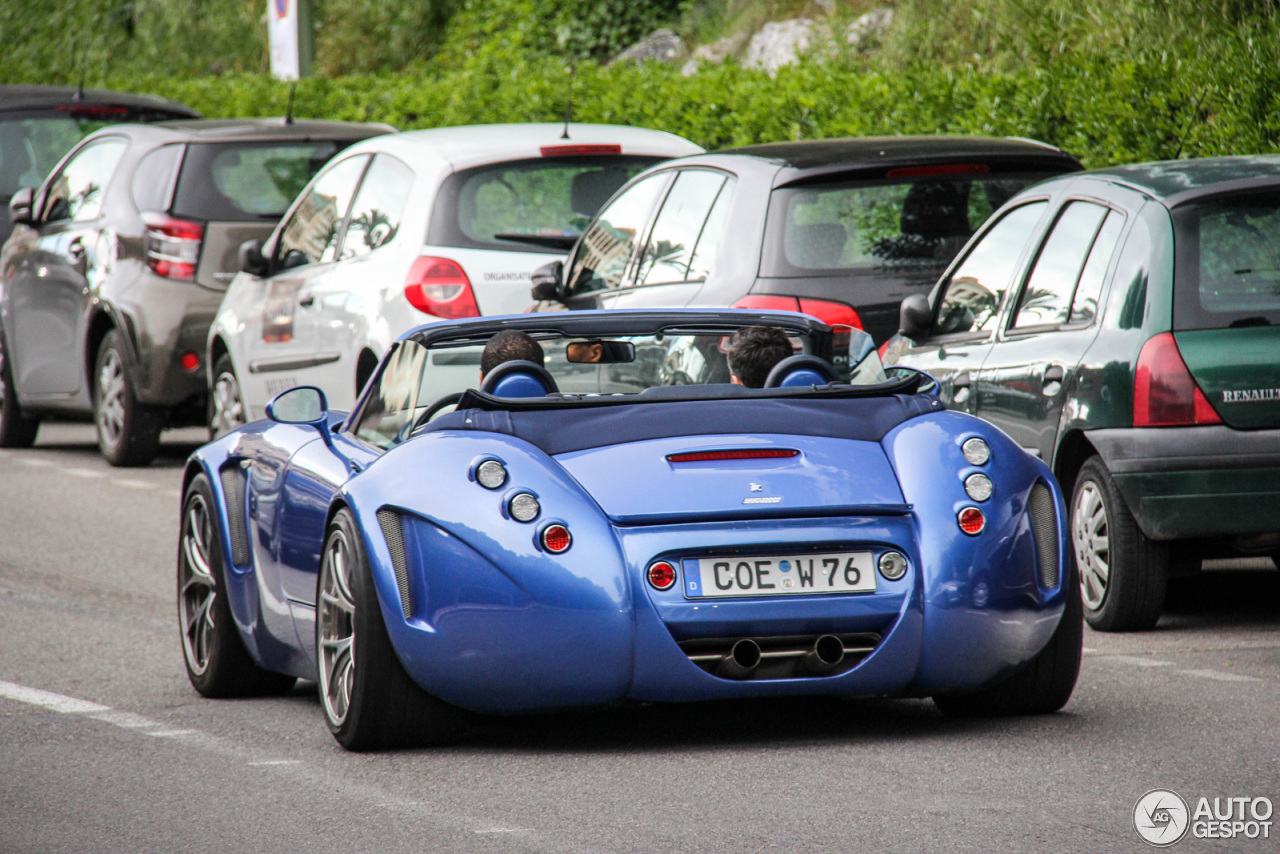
[1011,201,1109,329]
[351,340,428,449]
[566,172,668,295]
[341,153,414,261]
[687,179,733,283]
[635,170,727,287]
[42,138,127,223]
[276,154,369,270]
[1069,209,1125,325]
[131,144,183,212]
[932,201,1047,336]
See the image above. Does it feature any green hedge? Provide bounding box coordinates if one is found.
[91,38,1280,169]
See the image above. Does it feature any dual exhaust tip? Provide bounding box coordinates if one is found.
[715,634,846,680]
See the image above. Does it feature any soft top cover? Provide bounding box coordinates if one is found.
[427,388,943,455]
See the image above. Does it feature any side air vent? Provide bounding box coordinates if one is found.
[377,510,412,619]
[1028,480,1060,590]
[218,462,251,568]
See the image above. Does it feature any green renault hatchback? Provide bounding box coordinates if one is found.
[884,156,1280,631]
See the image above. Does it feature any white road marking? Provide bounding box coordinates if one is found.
[1097,655,1174,667]
[115,478,155,489]
[15,457,55,467]
[1177,669,1262,683]
[87,710,162,728]
[65,468,106,479]
[248,760,304,766]
[0,680,110,714]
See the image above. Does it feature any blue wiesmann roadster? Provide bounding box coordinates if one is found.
[178,309,1081,750]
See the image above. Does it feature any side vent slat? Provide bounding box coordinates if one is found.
[1028,481,1060,590]
[218,463,251,567]
[377,510,412,619]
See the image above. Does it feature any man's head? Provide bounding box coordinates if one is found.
[481,330,545,377]
[725,326,793,388]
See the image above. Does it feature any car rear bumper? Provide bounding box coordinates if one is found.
[1086,425,1280,540]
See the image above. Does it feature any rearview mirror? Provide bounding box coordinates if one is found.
[531,260,564,302]
[566,339,636,364]
[899,293,932,341]
[266,386,328,424]
[238,238,268,276]
[7,187,34,226]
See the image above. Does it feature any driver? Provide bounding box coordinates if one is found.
[480,329,545,380]
[724,326,792,388]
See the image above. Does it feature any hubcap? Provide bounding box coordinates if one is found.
[318,528,356,726]
[211,369,245,438]
[1072,480,1111,610]
[179,493,217,675]
[96,348,127,447]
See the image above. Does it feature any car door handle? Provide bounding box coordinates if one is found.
[68,239,87,275]
[298,294,315,308]
[1043,365,1064,383]
[953,371,971,388]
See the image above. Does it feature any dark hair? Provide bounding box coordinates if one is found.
[725,326,793,388]
[481,329,545,376]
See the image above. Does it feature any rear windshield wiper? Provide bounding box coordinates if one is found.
[1229,316,1273,328]
[494,232,578,251]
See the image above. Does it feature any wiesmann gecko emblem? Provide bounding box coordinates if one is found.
[744,483,781,505]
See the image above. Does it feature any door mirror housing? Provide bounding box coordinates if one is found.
[266,386,328,425]
[530,260,565,302]
[238,238,268,276]
[899,293,932,341]
[7,187,34,226]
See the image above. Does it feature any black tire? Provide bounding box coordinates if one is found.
[94,329,162,466]
[0,328,40,448]
[1071,455,1168,631]
[933,565,1084,717]
[316,509,465,751]
[208,354,246,440]
[178,473,296,698]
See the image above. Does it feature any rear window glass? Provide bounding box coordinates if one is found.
[762,171,1065,277]
[1173,189,1280,329]
[427,155,663,254]
[171,141,344,222]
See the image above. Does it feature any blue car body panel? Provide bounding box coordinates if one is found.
[185,310,1070,713]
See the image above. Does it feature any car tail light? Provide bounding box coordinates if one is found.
[732,295,863,329]
[1133,332,1222,427]
[647,561,677,590]
[541,524,572,553]
[180,351,201,372]
[404,256,480,319]
[958,506,986,535]
[667,449,799,463]
[540,144,622,156]
[141,212,202,280]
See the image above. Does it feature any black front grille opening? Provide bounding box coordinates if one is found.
[218,462,251,568]
[377,509,412,619]
[1027,480,1060,590]
[677,632,882,681]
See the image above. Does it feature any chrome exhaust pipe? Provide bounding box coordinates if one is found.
[802,634,846,675]
[716,638,762,679]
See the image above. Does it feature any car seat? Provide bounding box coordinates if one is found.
[763,354,839,388]
[480,360,560,398]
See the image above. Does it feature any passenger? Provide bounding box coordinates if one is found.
[480,329,545,380]
[724,326,793,388]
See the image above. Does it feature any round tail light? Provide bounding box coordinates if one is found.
[541,524,572,554]
[958,506,986,535]
[647,561,677,590]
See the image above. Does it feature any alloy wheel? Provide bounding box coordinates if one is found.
[179,492,217,676]
[1072,479,1111,610]
[210,369,245,438]
[96,347,127,448]
[318,528,357,726]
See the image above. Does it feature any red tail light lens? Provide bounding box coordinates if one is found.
[958,506,986,535]
[1133,332,1221,427]
[541,524,572,554]
[141,212,203,280]
[732,295,863,329]
[647,561,677,590]
[404,256,480,319]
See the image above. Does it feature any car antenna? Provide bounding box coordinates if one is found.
[75,67,85,101]
[1171,87,1209,160]
[285,81,296,125]
[560,66,574,139]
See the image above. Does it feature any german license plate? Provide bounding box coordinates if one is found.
[682,552,876,598]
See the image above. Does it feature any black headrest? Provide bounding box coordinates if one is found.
[479,359,560,397]
[764,354,839,388]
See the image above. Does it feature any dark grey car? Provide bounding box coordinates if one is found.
[0,118,393,465]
